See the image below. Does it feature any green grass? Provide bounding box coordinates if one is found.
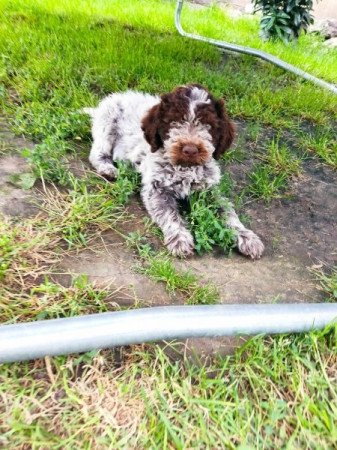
[0,276,116,324]
[248,164,288,201]
[1,0,337,131]
[259,137,302,176]
[246,137,302,201]
[126,231,219,305]
[296,125,337,169]
[0,328,336,448]
[314,267,337,302]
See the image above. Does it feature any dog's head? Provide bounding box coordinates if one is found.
[141,84,234,166]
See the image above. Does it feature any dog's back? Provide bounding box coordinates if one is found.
[84,91,159,177]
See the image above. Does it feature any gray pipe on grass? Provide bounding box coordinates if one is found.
[175,0,337,95]
[1,304,337,363]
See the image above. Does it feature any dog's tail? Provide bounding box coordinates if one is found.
[79,107,96,118]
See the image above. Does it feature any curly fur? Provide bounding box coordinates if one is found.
[85,84,264,258]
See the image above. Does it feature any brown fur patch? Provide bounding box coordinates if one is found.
[170,139,210,166]
[141,84,235,159]
[196,98,235,160]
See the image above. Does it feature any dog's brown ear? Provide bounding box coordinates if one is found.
[213,99,235,160]
[141,104,162,152]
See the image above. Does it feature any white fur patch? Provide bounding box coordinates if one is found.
[187,86,210,121]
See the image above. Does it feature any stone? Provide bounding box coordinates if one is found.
[309,18,337,39]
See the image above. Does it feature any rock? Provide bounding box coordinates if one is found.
[244,2,255,15]
[309,18,337,39]
[324,37,337,48]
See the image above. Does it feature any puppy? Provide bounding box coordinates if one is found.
[85,84,264,258]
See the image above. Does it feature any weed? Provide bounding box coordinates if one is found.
[297,128,337,168]
[247,164,288,201]
[246,138,301,201]
[40,178,131,248]
[126,232,219,305]
[9,171,36,190]
[13,106,89,142]
[0,276,117,324]
[0,227,13,280]
[260,137,302,176]
[187,176,236,254]
[22,138,74,186]
[313,267,337,302]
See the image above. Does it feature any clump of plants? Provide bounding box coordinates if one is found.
[252,0,314,42]
[247,137,302,201]
[186,174,237,254]
[126,231,219,304]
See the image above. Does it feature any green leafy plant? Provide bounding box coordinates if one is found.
[186,174,236,254]
[252,0,314,42]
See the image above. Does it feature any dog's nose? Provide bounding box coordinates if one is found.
[182,145,198,157]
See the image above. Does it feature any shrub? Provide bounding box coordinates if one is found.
[252,0,315,42]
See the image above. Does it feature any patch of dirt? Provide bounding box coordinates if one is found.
[247,161,337,265]
[224,122,337,267]
[59,207,178,307]
[0,119,39,218]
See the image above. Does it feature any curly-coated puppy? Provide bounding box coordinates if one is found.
[85,84,264,258]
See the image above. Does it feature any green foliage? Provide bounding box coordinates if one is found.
[260,136,302,175]
[13,106,89,141]
[296,127,337,168]
[253,0,314,42]
[248,164,288,201]
[314,267,337,302]
[126,232,219,305]
[0,275,114,323]
[247,137,302,201]
[22,138,73,186]
[9,172,36,190]
[0,226,13,280]
[112,162,141,205]
[187,174,236,254]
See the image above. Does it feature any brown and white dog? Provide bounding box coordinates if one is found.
[85,84,264,258]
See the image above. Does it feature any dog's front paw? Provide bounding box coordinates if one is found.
[237,229,264,260]
[97,163,118,181]
[165,230,194,258]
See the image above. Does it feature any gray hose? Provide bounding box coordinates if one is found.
[1,304,337,363]
[175,0,337,95]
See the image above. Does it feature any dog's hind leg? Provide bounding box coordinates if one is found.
[89,139,118,180]
[225,204,264,259]
[86,97,120,180]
